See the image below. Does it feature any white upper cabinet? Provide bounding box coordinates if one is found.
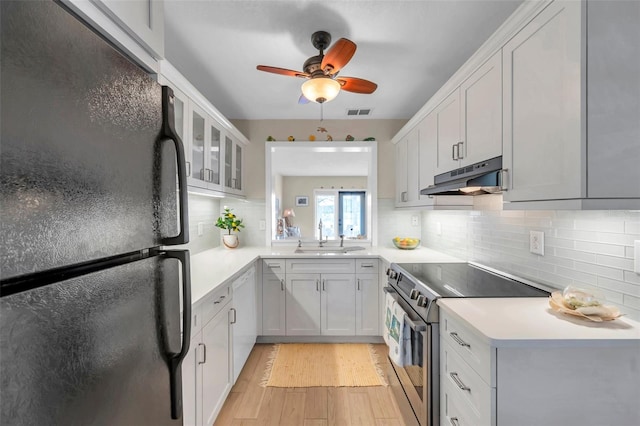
[187,103,222,192]
[435,89,463,174]
[94,0,164,57]
[395,128,420,207]
[502,0,639,208]
[158,62,249,198]
[394,0,639,210]
[223,136,244,195]
[460,51,503,166]
[502,0,583,203]
[61,0,163,70]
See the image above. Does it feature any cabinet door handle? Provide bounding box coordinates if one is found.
[186,161,191,178]
[452,144,458,161]
[357,278,360,291]
[230,308,237,324]
[322,279,325,291]
[457,141,464,159]
[316,279,320,292]
[500,168,509,191]
[198,343,206,365]
[449,332,471,348]
[450,372,470,392]
[280,279,284,291]
[449,417,460,426]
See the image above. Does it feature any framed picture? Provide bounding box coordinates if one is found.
[295,196,309,207]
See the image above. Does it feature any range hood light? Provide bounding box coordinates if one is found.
[459,186,482,194]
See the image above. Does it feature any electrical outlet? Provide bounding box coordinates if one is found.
[259,220,266,231]
[634,240,640,274]
[197,222,204,237]
[436,222,442,236]
[411,215,419,227]
[529,230,544,256]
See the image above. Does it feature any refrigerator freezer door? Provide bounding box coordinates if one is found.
[0,255,183,425]
[0,0,178,280]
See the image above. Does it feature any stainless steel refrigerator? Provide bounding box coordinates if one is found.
[1,1,191,424]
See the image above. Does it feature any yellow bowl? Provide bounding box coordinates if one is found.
[392,238,420,250]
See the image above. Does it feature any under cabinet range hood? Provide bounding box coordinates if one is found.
[421,156,504,196]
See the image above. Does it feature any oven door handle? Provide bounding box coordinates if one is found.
[383,287,428,332]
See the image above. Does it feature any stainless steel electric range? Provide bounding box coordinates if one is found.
[384,262,551,426]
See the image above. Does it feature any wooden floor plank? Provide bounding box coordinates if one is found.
[255,387,286,426]
[327,387,352,426]
[376,419,403,426]
[348,391,376,426]
[281,391,306,425]
[213,391,242,426]
[368,386,400,418]
[231,344,265,393]
[304,420,328,426]
[304,387,328,419]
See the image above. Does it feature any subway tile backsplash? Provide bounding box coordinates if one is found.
[421,207,640,320]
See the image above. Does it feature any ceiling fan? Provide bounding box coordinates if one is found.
[256,31,378,104]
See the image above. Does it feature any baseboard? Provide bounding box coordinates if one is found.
[256,335,385,344]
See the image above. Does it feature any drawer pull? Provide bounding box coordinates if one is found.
[360,264,374,268]
[449,417,460,426]
[267,263,281,268]
[449,332,471,348]
[213,295,226,305]
[450,372,470,392]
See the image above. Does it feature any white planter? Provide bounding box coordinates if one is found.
[222,234,239,249]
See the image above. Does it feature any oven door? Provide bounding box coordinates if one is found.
[384,287,438,426]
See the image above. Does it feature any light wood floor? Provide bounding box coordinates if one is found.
[214,343,412,426]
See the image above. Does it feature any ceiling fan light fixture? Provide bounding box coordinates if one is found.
[301,77,341,103]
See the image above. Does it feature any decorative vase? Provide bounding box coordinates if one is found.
[222,234,239,249]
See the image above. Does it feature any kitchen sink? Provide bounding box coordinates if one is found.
[294,246,366,254]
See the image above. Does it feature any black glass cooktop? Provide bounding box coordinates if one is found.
[394,262,550,298]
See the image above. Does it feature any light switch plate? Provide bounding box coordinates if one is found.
[411,215,419,227]
[529,230,544,256]
[197,222,204,236]
[634,240,640,274]
[259,220,266,231]
[436,222,442,236]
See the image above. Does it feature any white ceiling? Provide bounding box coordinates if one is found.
[164,0,523,121]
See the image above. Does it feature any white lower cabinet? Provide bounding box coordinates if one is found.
[440,306,640,426]
[231,266,257,383]
[201,306,232,426]
[261,258,380,337]
[286,273,356,336]
[181,285,232,426]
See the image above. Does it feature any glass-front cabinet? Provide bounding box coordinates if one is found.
[158,67,246,198]
[186,104,222,191]
[223,135,244,194]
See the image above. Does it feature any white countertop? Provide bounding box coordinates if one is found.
[189,245,462,304]
[438,297,640,348]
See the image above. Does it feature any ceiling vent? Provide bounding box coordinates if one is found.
[346,108,373,117]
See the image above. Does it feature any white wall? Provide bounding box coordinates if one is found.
[421,206,640,320]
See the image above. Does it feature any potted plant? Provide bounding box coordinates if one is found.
[215,206,244,248]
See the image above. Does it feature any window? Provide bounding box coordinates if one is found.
[314,190,366,239]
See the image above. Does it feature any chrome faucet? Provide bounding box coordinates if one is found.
[339,234,345,247]
[318,219,327,247]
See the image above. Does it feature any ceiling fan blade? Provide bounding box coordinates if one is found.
[298,94,310,105]
[337,77,378,94]
[256,65,308,78]
[321,38,356,74]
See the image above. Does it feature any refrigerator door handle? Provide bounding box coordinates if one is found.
[161,86,190,246]
[161,249,191,420]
